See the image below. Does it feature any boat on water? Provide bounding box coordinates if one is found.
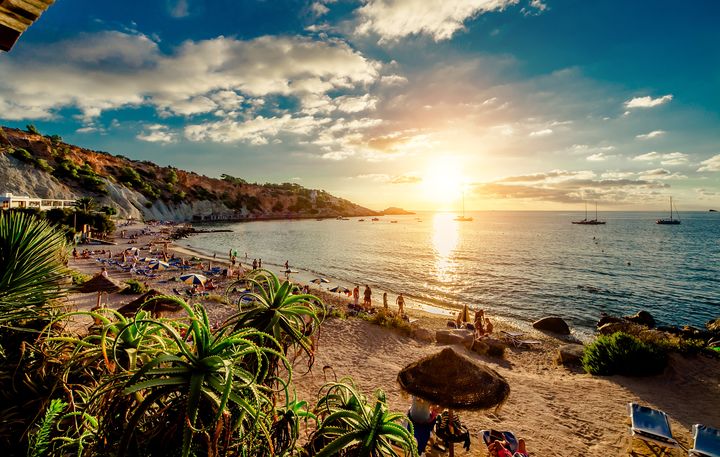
[371,217,379,221]
[572,202,606,225]
[390,220,398,223]
[454,189,473,222]
[656,197,681,225]
[358,219,365,221]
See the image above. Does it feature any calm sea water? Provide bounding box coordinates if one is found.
[179,211,720,337]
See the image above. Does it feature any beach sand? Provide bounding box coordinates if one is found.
[66,222,720,457]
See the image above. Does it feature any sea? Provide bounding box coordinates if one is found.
[178,211,720,339]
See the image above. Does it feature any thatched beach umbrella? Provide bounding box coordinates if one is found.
[397,347,510,456]
[76,274,124,308]
[118,289,182,317]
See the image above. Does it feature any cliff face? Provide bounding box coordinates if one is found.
[0,126,377,221]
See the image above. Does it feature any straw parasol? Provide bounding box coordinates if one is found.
[76,274,124,309]
[397,347,510,456]
[118,289,182,317]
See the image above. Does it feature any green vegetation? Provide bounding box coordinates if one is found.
[26,124,40,135]
[364,309,413,336]
[582,332,668,376]
[52,160,108,195]
[0,218,414,456]
[122,279,147,295]
[221,173,247,185]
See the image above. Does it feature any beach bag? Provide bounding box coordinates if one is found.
[434,411,471,451]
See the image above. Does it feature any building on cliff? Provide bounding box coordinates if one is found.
[0,192,75,211]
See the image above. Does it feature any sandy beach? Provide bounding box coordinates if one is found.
[66,222,720,457]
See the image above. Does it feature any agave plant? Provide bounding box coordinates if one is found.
[0,211,68,326]
[226,269,324,368]
[309,380,418,457]
[93,298,289,457]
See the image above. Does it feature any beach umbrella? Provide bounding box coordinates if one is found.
[118,289,182,317]
[397,347,510,457]
[148,261,170,270]
[76,274,124,308]
[310,277,330,284]
[140,257,156,262]
[179,273,207,285]
[329,286,350,294]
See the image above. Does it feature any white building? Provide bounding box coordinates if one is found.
[0,193,76,211]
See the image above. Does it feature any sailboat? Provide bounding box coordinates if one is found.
[656,197,681,225]
[572,201,606,225]
[454,189,473,221]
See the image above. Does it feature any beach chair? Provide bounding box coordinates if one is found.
[627,403,678,453]
[690,424,720,457]
[501,331,542,348]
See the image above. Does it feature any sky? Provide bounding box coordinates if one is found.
[1,0,719,211]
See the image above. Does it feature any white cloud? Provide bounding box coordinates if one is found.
[660,152,688,166]
[632,151,660,161]
[587,153,609,161]
[624,94,673,109]
[380,74,408,85]
[334,94,378,113]
[529,128,553,137]
[521,0,548,16]
[185,115,331,144]
[636,130,666,140]
[697,154,720,172]
[355,0,519,41]
[638,168,686,180]
[137,124,176,143]
[0,31,380,121]
[632,151,688,166]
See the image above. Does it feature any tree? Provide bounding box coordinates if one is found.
[73,197,96,213]
[26,124,40,135]
[0,212,68,325]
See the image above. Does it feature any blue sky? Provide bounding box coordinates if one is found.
[1,0,719,210]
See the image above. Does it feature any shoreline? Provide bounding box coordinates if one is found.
[64,221,720,457]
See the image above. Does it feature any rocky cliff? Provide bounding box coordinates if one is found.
[0,126,377,221]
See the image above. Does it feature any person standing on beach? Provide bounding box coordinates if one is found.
[363,285,372,309]
[229,249,232,261]
[259,258,262,268]
[383,292,388,309]
[396,293,405,316]
[252,259,257,270]
[353,286,360,308]
[284,260,289,270]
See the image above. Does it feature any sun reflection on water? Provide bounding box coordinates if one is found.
[432,212,459,280]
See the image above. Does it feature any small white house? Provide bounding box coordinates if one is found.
[0,192,75,211]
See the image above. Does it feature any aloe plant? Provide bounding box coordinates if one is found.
[94,298,289,457]
[227,269,324,367]
[309,380,418,457]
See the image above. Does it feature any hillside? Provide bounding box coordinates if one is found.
[0,126,377,221]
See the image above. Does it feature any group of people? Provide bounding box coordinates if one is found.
[350,285,406,316]
[450,306,494,339]
[406,395,529,456]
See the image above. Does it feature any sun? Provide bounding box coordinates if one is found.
[419,157,465,208]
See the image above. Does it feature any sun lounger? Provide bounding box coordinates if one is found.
[690,424,720,457]
[627,403,678,451]
[500,331,542,348]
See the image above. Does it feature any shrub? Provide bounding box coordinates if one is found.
[582,332,667,376]
[35,158,54,173]
[26,124,40,135]
[366,309,413,335]
[70,270,90,286]
[11,147,33,163]
[123,279,147,295]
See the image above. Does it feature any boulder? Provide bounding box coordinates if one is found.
[597,314,623,328]
[679,326,712,341]
[533,317,571,335]
[412,327,435,343]
[706,318,720,333]
[597,321,636,335]
[624,311,656,328]
[557,344,585,366]
[435,330,465,345]
[469,340,489,355]
[485,339,507,358]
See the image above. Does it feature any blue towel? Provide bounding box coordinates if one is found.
[693,424,720,457]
